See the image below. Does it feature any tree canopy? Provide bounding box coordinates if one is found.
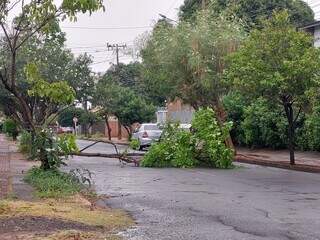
[141,9,243,113]
[94,74,156,136]
[179,0,314,28]
[226,11,320,164]
[0,0,104,131]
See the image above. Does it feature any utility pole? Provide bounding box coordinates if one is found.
[106,43,127,140]
[107,43,127,66]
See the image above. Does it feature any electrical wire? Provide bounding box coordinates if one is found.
[61,26,153,30]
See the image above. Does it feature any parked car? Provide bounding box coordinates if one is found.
[132,123,162,150]
[57,126,74,134]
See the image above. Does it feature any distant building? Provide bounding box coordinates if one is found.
[301,21,320,47]
[156,107,168,125]
[156,99,194,124]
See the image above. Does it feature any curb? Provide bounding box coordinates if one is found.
[235,155,320,173]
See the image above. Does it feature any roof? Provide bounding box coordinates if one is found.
[300,20,320,30]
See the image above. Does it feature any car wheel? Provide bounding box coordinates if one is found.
[139,144,144,151]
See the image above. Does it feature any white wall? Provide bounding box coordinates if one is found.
[314,26,320,47]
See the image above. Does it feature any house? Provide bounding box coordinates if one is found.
[156,99,195,124]
[301,21,320,47]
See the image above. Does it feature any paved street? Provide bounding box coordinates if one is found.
[68,140,320,240]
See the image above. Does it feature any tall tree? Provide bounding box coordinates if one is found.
[179,0,314,28]
[66,53,95,108]
[0,0,104,132]
[0,34,75,128]
[140,10,244,150]
[94,76,155,139]
[106,62,142,90]
[227,11,320,164]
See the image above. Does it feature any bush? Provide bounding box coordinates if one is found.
[31,129,79,170]
[192,108,234,168]
[24,167,83,198]
[223,92,247,145]
[296,106,320,151]
[129,139,140,150]
[240,98,287,149]
[2,118,19,140]
[18,131,32,156]
[141,123,196,168]
[142,108,234,169]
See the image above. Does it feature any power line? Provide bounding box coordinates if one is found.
[61,26,152,30]
[68,41,134,49]
[68,45,106,49]
[71,49,109,54]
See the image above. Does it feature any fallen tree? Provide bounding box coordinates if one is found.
[73,140,145,166]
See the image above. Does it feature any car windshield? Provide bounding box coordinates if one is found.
[144,125,159,131]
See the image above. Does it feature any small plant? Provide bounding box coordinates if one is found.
[69,168,93,187]
[129,139,140,150]
[24,167,83,198]
[31,129,79,170]
[2,118,19,140]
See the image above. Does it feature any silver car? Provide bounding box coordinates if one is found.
[132,123,162,150]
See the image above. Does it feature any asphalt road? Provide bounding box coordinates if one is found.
[68,140,320,240]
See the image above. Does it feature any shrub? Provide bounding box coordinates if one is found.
[129,139,140,150]
[192,108,234,169]
[24,167,83,198]
[296,106,320,151]
[2,118,19,140]
[240,98,287,149]
[18,131,32,156]
[223,92,247,145]
[31,129,79,170]
[141,123,196,168]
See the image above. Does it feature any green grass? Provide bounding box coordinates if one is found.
[24,167,83,198]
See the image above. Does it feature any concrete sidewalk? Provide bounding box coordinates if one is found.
[0,134,35,199]
[0,135,12,198]
[237,147,320,173]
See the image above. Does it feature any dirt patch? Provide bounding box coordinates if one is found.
[0,196,134,240]
[0,216,101,234]
[0,230,121,240]
[0,197,133,229]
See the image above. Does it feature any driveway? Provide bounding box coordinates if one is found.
[68,140,320,240]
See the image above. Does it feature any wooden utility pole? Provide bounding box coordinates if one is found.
[107,43,127,66]
[106,43,127,140]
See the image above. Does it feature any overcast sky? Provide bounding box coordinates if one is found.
[60,0,185,73]
[5,0,320,73]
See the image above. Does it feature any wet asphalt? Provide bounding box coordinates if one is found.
[67,140,320,240]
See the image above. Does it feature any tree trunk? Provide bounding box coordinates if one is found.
[213,100,235,154]
[105,116,112,141]
[284,104,295,165]
[117,120,122,140]
[124,126,132,140]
